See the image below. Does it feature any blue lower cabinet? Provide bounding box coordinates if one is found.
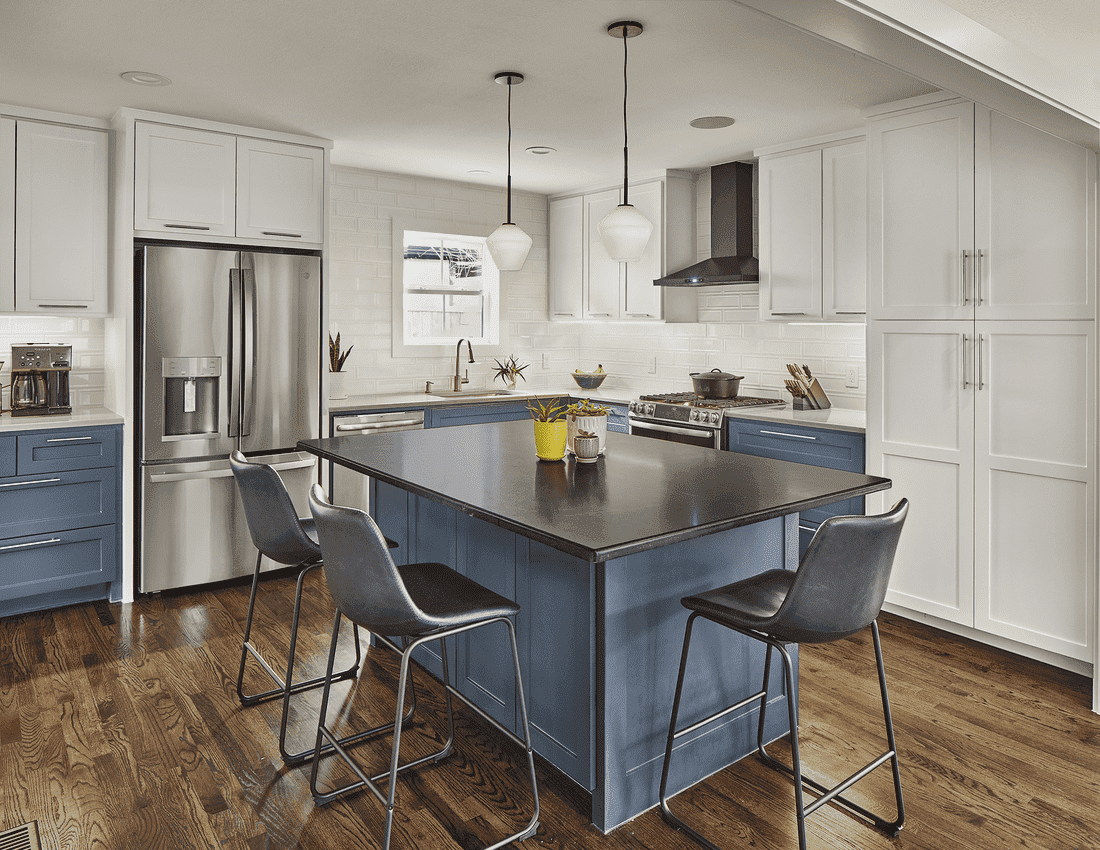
[0,424,123,617]
[428,401,534,428]
[726,417,865,557]
[604,403,629,434]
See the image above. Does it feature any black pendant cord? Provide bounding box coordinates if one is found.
[506,79,514,225]
[621,25,629,207]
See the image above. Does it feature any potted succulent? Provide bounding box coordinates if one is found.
[565,398,610,456]
[329,332,353,399]
[527,396,567,461]
[493,354,528,390]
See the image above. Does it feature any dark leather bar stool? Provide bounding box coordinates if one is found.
[230,451,401,765]
[660,499,909,850]
[307,484,540,850]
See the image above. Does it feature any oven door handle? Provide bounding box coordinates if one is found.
[630,419,716,440]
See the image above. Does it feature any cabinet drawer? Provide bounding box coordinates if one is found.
[0,525,115,601]
[0,467,117,538]
[429,401,536,428]
[17,427,117,473]
[726,418,865,525]
[605,402,629,433]
[0,435,14,477]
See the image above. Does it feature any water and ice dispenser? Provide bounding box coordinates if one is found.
[162,357,220,439]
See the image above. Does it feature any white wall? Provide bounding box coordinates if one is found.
[327,164,867,407]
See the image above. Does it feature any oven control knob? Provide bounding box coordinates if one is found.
[646,403,655,415]
[689,409,698,422]
[710,411,721,425]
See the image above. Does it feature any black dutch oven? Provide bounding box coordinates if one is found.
[690,368,744,399]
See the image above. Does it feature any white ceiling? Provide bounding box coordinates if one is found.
[1,0,1094,195]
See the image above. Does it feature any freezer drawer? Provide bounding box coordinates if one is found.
[140,451,317,592]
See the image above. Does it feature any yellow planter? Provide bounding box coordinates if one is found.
[533,420,567,461]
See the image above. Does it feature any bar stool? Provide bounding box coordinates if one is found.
[307,484,540,850]
[230,451,402,765]
[660,499,909,850]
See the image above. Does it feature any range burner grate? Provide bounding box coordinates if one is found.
[637,391,784,409]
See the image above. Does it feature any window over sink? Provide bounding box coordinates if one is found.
[391,216,500,356]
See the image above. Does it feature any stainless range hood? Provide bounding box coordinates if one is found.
[654,160,758,286]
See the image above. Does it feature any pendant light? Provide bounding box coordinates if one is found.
[485,72,533,271]
[598,20,653,263]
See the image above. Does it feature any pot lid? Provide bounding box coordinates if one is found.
[691,368,744,381]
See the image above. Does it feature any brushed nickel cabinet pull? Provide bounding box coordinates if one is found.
[962,334,970,389]
[0,477,62,488]
[46,436,92,442]
[164,223,211,231]
[38,304,87,309]
[262,231,302,238]
[0,537,62,552]
[759,429,817,441]
[962,250,971,305]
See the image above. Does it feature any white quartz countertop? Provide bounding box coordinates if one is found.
[328,389,865,433]
[0,406,124,433]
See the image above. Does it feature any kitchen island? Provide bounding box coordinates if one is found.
[299,421,890,832]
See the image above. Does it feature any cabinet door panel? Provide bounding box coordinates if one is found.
[0,118,13,312]
[584,189,621,319]
[974,321,1094,660]
[976,108,1096,320]
[549,195,583,319]
[622,180,663,319]
[823,141,867,319]
[15,122,108,314]
[868,322,974,624]
[135,122,236,236]
[868,102,973,319]
[236,138,324,245]
[759,149,822,319]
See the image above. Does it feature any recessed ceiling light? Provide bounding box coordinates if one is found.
[689,116,735,129]
[467,169,491,175]
[121,71,171,86]
[525,146,556,155]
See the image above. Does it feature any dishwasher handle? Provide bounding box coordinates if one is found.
[335,418,424,433]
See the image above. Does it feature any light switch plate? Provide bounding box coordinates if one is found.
[845,366,859,388]
[649,356,658,374]
[542,353,550,369]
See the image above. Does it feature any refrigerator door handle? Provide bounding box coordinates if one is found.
[228,268,242,438]
[241,268,256,437]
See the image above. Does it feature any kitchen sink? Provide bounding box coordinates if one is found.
[426,389,518,398]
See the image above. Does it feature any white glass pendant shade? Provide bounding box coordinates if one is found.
[598,203,653,263]
[486,222,533,271]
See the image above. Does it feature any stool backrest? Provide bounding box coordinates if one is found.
[773,499,908,643]
[308,484,427,636]
[229,450,320,565]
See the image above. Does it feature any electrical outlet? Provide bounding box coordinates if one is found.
[845,366,860,388]
[648,356,658,374]
[542,353,550,369]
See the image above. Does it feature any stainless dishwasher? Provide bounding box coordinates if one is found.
[330,409,425,513]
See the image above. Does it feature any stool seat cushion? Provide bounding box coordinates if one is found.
[397,562,520,634]
[683,569,794,632]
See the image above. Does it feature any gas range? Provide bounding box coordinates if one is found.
[628,391,785,449]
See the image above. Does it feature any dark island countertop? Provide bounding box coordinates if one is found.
[299,420,890,563]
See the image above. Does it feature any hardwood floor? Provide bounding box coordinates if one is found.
[1,571,1097,850]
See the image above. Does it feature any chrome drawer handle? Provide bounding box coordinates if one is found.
[798,524,817,533]
[38,304,88,309]
[0,478,62,488]
[0,537,62,552]
[164,223,211,231]
[46,436,93,443]
[262,231,303,238]
[758,429,817,441]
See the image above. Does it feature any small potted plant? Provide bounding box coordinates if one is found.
[565,398,610,456]
[527,396,567,461]
[493,354,528,390]
[329,332,353,399]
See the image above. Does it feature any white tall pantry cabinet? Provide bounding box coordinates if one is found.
[865,93,1097,668]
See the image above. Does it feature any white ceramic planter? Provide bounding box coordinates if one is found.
[567,413,607,455]
[328,371,348,399]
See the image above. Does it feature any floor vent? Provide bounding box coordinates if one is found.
[0,822,41,850]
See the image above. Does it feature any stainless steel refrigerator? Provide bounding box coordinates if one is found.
[137,243,322,592]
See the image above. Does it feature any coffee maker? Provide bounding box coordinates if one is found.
[10,344,72,416]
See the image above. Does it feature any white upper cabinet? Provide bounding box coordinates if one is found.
[0,118,13,313]
[135,122,237,237]
[134,120,324,247]
[549,172,696,323]
[548,194,583,319]
[236,137,324,244]
[757,134,866,322]
[868,98,1095,321]
[14,120,108,315]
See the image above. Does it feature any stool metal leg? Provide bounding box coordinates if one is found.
[236,553,363,709]
[311,616,540,850]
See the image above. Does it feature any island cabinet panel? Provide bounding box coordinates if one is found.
[427,401,533,428]
[0,424,122,618]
